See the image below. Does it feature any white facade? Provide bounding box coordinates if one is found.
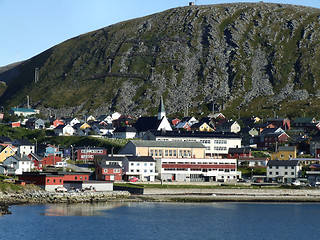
[113,131,136,139]
[148,134,241,157]
[123,157,157,181]
[17,145,35,156]
[156,158,240,182]
[62,124,75,136]
[157,116,172,131]
[267,160,301,183]
[3,155,32,175]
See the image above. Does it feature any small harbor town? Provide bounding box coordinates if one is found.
[2,96,320,211]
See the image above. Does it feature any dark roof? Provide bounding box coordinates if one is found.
[29,153,42,161]
[0,136,12,143]
[100,163,122,169]
[277,146,296,151]
[129,140,204,148]
[114,126,136,133]
[221,121,237,128]
[12,139,33,146]
[147,130,241,139]
[293,117,315,124]
[134,117,161,132]
[126,156,155,162]
[228,148,251,154]
[267,160,299,167]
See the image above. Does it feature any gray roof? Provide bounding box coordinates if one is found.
[127,156,155,162]
[277,146,296,151]
[130,140,205,148]
[267,160,300,167]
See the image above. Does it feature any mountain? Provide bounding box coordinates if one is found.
[1,2,320,119]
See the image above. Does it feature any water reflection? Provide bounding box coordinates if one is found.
[43,202,124,216]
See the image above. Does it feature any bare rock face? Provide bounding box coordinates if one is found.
[1,3,320,117]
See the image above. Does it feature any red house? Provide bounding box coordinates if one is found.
[53,119,64,127]
[75,147,107,161]
[228,148,251,159]
[267,118,290,130]
[95,157,123,181]
[18,172,90,191]
[42,155,62,166]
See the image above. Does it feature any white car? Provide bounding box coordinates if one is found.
[55,186,68,192]
[291,180,301,186]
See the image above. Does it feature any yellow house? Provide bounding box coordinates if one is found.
[80,122,91,130]
[0,145,16,163]
[271,146,297,160]
[191,122,214,132]
[119,140,206,159]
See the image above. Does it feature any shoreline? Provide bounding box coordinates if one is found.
[2,188,320,215]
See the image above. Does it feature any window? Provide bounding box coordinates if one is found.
[114,169,120,173]
[150,163,153,166]
[47,179,49,183]
[269,172,272,175]
[137,163,140,166]
[144,170,147,173]
[291,172,294,175]
[137,170,140,172]
[75,176,77,180]
[144,163,147,166]
[169,150,172,156]
[131,163,134,166]
[276,172,279,175]
[291,167,294,169]
[155,150,158,156]
[284,172,288,175]
[131,169,134,172]
[165,150,168,157]
[53,179,56,183]
[104,169,108,173]
[280,155,284,158]
[150,170,153,172]
[150,150,154,156]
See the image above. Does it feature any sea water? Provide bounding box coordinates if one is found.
[0,202,319,240]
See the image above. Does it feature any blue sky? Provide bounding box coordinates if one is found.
[1,0,319,67]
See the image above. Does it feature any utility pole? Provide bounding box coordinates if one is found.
[34,68,39,83]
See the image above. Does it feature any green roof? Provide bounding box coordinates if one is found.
[293,117,315,124]
[130,140,205,148]
[11,108,35,113]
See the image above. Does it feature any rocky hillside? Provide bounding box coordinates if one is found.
[1,2,320,118]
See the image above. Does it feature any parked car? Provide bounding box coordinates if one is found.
[54,162,67,168]
[291,180,301,186]
[55,186,68,192]
[128,177,139,182]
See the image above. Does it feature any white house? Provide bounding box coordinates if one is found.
[157,158,240,182]
[123,156,157,181]
[267,160,301,183]
[113,126,137,139]
[10,108,36,117]
[12,139,35,156]
[2,154,32,175]
[54,124,75,136]
[219,121,241,133]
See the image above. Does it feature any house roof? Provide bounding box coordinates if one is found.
[11,108,35,113]
[221,121,237,128]
[28,153,42,161]
[293,117,315,124]
[147,130,241,139]
[129,140,205,148]
[114,126,136,133]
[12,139,33,146]
[267,160,299,167]
[100,163,122,169]
[134,117,161,132]
[277,146,296,152]
[228,148,251,154]
[126,156,155,162]
[0,136,12,143]
[6,154,32,162]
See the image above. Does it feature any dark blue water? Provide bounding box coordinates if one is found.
[0,202,319,240]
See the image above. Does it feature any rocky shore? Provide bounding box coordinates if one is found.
[0,190,131,215]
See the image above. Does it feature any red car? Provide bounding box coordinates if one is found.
[128,177,139,182]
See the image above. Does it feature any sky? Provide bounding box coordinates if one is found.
[1,0,320,67]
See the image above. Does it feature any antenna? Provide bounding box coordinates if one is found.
[34,68,39,83]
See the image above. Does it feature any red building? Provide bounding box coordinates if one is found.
[75,147,107,161]
[19,172,90,191]
[95,157,123,181]
[267,118,290,131]
[42,155,62,166]
[228,148,251,159]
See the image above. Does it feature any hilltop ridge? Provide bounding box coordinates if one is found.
[1,2,320,118]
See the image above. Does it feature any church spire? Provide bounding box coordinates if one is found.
[158,96,166,120]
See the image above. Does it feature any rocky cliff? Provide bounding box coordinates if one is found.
[1,2,320,118]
